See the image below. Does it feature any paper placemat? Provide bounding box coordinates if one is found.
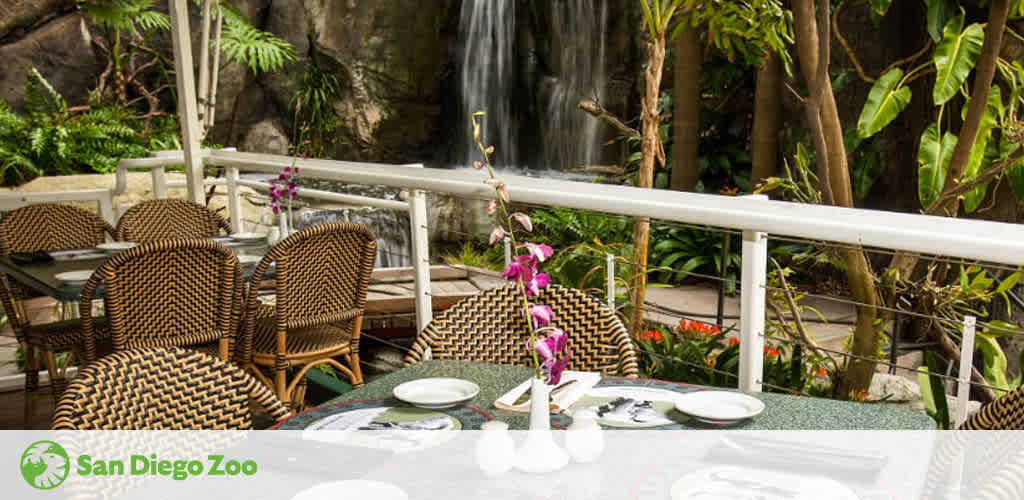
[494,371,601,413]
[568,379,732,430]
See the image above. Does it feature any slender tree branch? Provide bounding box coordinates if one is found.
[579,99,641,138]
[832,0,875,83]
[925,147,1024,213]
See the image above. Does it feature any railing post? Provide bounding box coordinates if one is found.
[167,0,205,203]
[606,253,615,312]
[503,236,512,267]
[955,315,977,428]
[151,167,167,199]
[225,166,240,232]
[738,227,767,392]
[98,193,115,229]
[409,188,432,333]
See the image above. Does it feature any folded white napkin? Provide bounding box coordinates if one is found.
[494,371,601,412]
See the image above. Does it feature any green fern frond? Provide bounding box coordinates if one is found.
[221,19,295,74]
[24,69,67,119]
[78,0,166,32]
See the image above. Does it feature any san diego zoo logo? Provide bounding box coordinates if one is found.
[19,440,259,490]
[21,440,69,490]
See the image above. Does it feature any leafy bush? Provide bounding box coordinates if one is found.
[636,320,831,395]
[649,223,741,290]
[0,70,150,185]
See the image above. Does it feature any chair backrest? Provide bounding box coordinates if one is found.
[79,239,242,363]
[53,347,289,429]
[0,203,114,300]
[115,199,231,243]
[959,386,1024,429]
[240,223,377,364]
[404,284,639,377]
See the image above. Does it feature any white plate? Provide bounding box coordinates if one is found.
[96,242,137,253]
[230,232,267,242]
[670,465,859,500]
[54,270,94,283]
[392,378,480,409]
[237,254,262,265]
[290,480,408,500]
[674,391,765,422]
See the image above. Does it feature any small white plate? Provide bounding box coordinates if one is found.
[54,270,94,284]
[237,254,262,265]
[96,242,137,253]
[392,378,480,409]
[674,391,765,422]
[230,232,267,242]
[290,480,408,500]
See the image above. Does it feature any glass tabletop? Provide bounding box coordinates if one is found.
[0,237,273,302]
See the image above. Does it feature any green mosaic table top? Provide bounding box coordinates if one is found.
[326,360,936,430]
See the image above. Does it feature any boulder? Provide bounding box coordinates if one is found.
[240,120,290,155]
[0,0,75,40]
[868,373,920,402]
[260,0,459,163]
[0,13,102,110]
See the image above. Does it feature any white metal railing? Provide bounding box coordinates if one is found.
[11,147,1024,397]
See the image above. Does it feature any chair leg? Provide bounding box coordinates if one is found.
[274,362,290,409]
[41,349,67,405]
[347,352,364,388]
[292,376,308,412]
[22,343,38,429]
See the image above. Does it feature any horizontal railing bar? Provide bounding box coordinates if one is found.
[234,179,409,212]
[0,189,111,209]
[208,150,1024,267]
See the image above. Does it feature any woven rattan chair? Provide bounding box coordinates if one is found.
[115,199,231,242]
[52,347,289,429]
[403,284,640,377]
[240,222,377,409]
[79,238,242,364]
[0,203,114,416]
[959,386,1024,429]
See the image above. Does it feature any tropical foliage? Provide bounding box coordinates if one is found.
[0,70,152,185]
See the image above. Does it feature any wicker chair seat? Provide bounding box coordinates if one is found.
[960,386,1024,430]
[53,347,289,430]
[23,317,109,350]
[251,317,354,360]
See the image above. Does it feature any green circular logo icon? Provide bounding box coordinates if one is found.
[20,440,69,490]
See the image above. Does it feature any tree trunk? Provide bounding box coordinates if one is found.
[793,0,882,397]
[629,36,668,338]
[751,51,781,187]
[670,19,700,191]
[932,0,1011,217]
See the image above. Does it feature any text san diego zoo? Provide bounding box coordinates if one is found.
[77,454,257,481]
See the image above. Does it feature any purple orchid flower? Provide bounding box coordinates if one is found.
[502,255,536,283]
[521,243,554,263]
[534,329,570,385]
[529,304,554,327]
[524,272,550,297]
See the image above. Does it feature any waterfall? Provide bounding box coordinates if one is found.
[459,0,519,167]
[457,0,609,170]
[538,0,609,171]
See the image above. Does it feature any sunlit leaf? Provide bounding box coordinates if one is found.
[933,13,984,106]
[857,68,911,138]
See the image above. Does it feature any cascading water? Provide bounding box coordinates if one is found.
[538,0,609,171]
[459,0,519,167]
[457,0,609,170]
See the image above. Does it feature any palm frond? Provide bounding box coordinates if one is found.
[220,15,295,74]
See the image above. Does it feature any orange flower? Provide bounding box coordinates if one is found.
[678,320,722,338]
[639,329,664,343]
[848,389,870,402]
[703,354,718,367]
[720,186,740,196]
[729,337,739,347]
[763,346,780,357]
[811,366,826,377]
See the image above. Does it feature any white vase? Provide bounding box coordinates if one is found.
[475,420,516,476]
[565,409,604,463]
[514,377,569,473]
